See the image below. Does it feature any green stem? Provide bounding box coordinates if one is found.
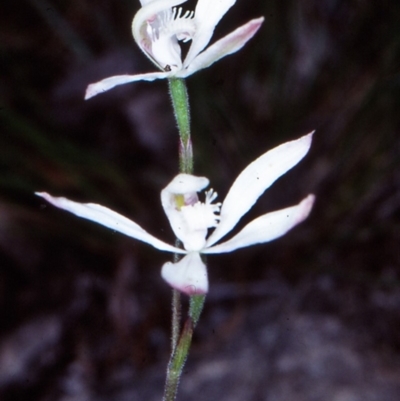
[189,294,205,327]
[163,78,206,401]
[171,289,181,351]
[163,295,205,401]
[163,319,193,401]
[168,78,193,174]
[168,77,192,356]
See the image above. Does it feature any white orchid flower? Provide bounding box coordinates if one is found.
[36,133,315,295]
[85,0,264,99]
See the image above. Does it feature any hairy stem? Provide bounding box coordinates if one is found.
[171,289,181,351]
[163,295,205,401]
[168,78,193,174]
[163,78,205,401]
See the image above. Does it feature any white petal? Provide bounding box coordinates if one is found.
[162,174,209,194]
[206,132,314,247]
[160,174,209,250]
[132,0,188,44]
[183,0,236,67]
[150,33,183,71]
[84,72,171,99]
[35,192,185,254]
[161,252,208,294]
[204,195,315,254]
[181,17,264,76]
[132,0,188,69]
[139,0,159,6]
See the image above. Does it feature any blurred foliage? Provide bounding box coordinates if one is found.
[1,0,400,400]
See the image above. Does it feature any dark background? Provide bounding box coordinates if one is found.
[1,0,400,400]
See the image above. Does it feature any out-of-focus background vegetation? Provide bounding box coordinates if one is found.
[1,0,400,400]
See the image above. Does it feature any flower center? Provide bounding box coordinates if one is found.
[178,189,221,232]
[157,8,196,41]
[174,191,198,210]
[147,7,196,71]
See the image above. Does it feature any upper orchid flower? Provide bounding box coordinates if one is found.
[85,0,264,99]
[36,133,315,295]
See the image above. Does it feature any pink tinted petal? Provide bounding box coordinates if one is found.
[182,17,264,75]
[36,192,184,254]
[206,132,314,247]
[183,0,236,67]
[204,195,315,254]
[161,252,208,295]
[84,72,171,99]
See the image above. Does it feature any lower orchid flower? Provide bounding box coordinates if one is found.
[36,133,315,295]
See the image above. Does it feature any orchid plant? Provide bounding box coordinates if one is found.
[85,0,264,99]
[36,133,314,295]
[37,1,316,400]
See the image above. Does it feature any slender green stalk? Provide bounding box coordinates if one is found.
[163,78,206,401]
[163,296,205,401]
[171,240,183,351]
[189,294,205,326]
[163,319,194,401]
[168,78,193,174]
[171,289,181,351]
[168,78,192,353]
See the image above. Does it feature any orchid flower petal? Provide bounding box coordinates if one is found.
[206,132,314,247]
[132,0,188,69]
[84,72,172,100]
[161,174,210,250]
[161,252,208,294]
[139,0,162,6]
[182,17,264,76]
[132,0,188,45]
[204,195,315,254]
[183,0,236,67]
[36,192,185,254]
